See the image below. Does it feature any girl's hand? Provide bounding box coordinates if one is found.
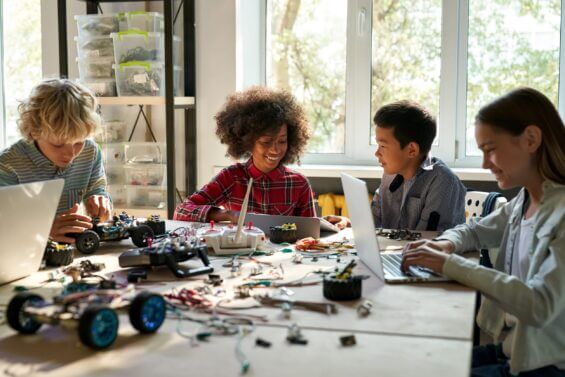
[401,243,450,275]
[50,204,92,243]
[404,239,456,254]
[85,195,111,221]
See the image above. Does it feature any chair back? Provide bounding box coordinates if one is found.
[465,191,507,224]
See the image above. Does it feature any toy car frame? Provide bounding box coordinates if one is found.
[75,212,155,254]
[6,285,166,350]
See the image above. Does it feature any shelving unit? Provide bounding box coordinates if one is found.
[57,0,197,219]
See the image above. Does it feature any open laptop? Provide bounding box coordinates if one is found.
[244,213,339,239]
[341,173,450,283]
[0,179,64,284]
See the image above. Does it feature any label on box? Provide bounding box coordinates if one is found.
[85,50,100,58]
[133,73,148,84]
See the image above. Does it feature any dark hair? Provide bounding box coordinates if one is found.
[373,101,436,156]
[476,87,565,184]
[215,86,310,164]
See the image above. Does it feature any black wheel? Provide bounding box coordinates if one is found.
[129,291,166,334]
[75,230,101,254]
[78,305,119,350]
[323,275,363,301]
[44,246,74,267]
[6,292,45,334]
[130,225,154,247]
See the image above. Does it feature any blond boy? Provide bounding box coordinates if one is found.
[0,79,111,243]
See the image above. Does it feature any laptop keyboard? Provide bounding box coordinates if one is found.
[381,253,405,277]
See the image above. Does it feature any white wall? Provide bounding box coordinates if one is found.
[195,0,236,187]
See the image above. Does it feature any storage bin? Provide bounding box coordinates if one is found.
[127,186,166,209]
[108,185,127,207]
[125,11,164,33]
[114,61,180,96]
[75,35,114,58]
[124,142,166,164]
[124,164,166,186]
[111,31,181,64]
[75,14,119,37]
[102,143,125,164]
[94,120,126,143]
[77,56,114,79]
[78,78,116,97]
[105,164,125,185]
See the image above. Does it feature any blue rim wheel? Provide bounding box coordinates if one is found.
[6,292,45,334]
[129,292,166,334]
[79,306,119,349]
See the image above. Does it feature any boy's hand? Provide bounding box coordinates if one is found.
[50,204,92,243]
[323,215,350,230]
[85,195,111,221]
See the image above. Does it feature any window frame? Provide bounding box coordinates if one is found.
[255,0,565,168]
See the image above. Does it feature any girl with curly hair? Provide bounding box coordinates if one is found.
[174,86,316,223]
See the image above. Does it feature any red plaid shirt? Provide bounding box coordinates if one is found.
[173,160,316,222]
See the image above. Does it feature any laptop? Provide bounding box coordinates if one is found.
[0,179,64,284]
[341,173,450,283]
[244,213,340,239]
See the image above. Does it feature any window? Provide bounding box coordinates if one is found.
[266,0,347,154]
[1,0,42,148]
[262,0,564,167]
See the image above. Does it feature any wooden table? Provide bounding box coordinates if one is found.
[0,222,476,376]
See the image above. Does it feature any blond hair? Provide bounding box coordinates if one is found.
[17,79,100,142]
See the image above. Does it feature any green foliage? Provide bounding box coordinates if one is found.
[3,0,43,145]
[267,0,561,158]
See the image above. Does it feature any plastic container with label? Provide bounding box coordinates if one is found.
[125,11,164,33]
[77,56,114,79]
[114,61,180,96]
[111,31,180,65]
[78,78,116,97]
[75,14,119,37]
[75,35,114,58]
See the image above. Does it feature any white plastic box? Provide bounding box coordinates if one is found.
[125,11,164,33]
[105,164,125,185]
[108,185,127,207]
[114,62,180,96]
[77,56,114,79]
[79,78,116,97]
[75,35,114,58]
[127,186,166,209]
[124,142,166,164]
[111,31,180,65]
[124,164,166,186]
[75,14,119,37]
[94,120,126,143]
[102,143,126,165]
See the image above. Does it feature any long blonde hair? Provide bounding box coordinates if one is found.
[476,87,565,184]
[17,79,100,142]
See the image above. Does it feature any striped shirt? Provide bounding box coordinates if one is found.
[0,139,109,214]
[174,159,316,222]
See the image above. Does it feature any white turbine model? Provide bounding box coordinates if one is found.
[200,178,266,255]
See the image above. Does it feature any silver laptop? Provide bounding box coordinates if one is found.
[244,213,339,239]
[341,173,450,283]
[0,179,64,284]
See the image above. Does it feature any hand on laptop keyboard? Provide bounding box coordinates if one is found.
[400,244,449,276]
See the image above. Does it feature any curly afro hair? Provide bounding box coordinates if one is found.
[215,86,311,165]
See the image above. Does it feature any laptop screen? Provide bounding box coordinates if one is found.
[341,173,386,282]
